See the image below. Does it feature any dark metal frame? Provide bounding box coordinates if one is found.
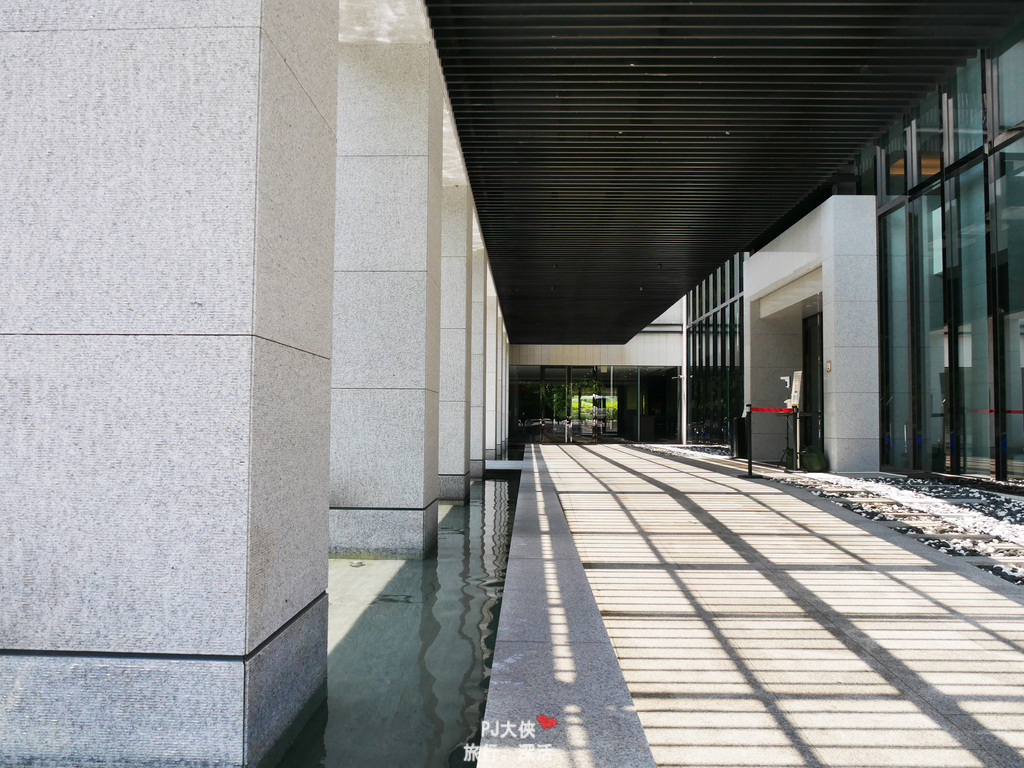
[425,1,1024,344]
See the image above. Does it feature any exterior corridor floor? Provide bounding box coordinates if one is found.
[485,444,1024,768]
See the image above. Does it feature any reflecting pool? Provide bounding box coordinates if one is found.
[275,474,517,768]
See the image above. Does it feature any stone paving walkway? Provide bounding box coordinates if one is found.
[543,444,1024,768]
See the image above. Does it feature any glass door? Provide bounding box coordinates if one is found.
[881,207,912,468]
[911,184,949,471]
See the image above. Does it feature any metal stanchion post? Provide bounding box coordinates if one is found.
[745,403,753,478]
[793,405,801,471]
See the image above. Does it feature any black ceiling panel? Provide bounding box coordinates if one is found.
[424,1,1024,344]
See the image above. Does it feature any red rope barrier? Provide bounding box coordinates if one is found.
[751,407,793,413]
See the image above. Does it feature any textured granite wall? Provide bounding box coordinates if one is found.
[500,328,509,453]
[497,326,505,455]
[330,37,443,556]
[745,196,880,472]
[470,241,488,478]
[438,186,473,499]
[485,291,499,461]
[821,197,880,472]
[0,1,335,764]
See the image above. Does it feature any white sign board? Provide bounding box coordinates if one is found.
[790,370,803,408]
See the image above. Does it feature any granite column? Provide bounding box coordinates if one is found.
[330,35,443,556]
[470,238,488,477]
[438,185,473,500]
[0,2,337,764]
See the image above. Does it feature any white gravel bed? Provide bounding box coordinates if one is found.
[643,443,732,459]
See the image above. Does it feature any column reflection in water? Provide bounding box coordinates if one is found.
[995,145,1024,478]
[275,475,516,768]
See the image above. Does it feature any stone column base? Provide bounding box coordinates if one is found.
[0,595,327,768]
[439,473,470,501]
[328,502,439,558]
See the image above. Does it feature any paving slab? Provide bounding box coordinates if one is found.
[494,443,1024,768]
[479,446,657,768]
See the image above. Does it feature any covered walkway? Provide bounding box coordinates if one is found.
[482,444,1024,768]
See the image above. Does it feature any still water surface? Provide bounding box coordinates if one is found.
[275,474,517,768]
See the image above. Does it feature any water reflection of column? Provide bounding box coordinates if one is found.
[424,501,471,759]
[423,480,514,760]
[477,479,512,727]
[460,487,490,748]
[482,479,498,579]
[483,480,512,581]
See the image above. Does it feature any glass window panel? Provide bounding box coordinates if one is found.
[912,186,948,471]
[998,40,1024,134]
[953,164,991,475]
[949,54,984,160]
[914,91,943,182]
[730,302,741,419]
[994,144,1024,477]
[882,207,911,467]
[568,366,605,438]
[884,123,907,200]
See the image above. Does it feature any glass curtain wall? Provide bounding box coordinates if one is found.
[912,185,949,471]
[998,40,1024,135]
[685,253,744,445]
[875,27,1024,479]
[994,145,1024,477]
[952,162,991,475]
[509,365,679,444]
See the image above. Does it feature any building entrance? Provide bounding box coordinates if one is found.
[509,365,680,444]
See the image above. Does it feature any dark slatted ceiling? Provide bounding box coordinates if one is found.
[424,1,1024,344]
